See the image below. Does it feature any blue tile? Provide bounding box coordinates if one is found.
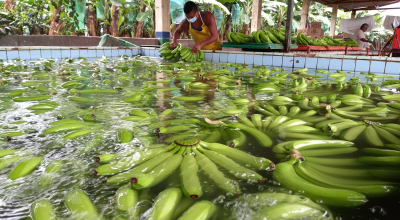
[112,49,119,57]
[41,50,51,59]
[154,50,160,57]
[204,53,212,61]
[272,56,282,67]
[31,50,41,60]
[104,50,112,57]
[282,56,293,67]
[244,54,253,64]
[149,50,155,57]
[133,49,139,55]
[212,53,220,62]
[342,59,356,71]
[71,50,80,58]
[61,50,70,58]
[88,50,96,58]
[51,50,62,59]
[293,57,305,68]
[263,55,272,66]
[370,61,385,73]
[119,49,126,56]
[0,51,6,60]
[7,51,19,60]
[305,58,317,69]
[385,62,400,74]
[316,58,329,69]
[19,51,30,60]
[254,55,263,66]
[220,53,228,63]
[355,60,370,72]
[96,49,104,57]
[79,50,88,58]
[236,54,245,64]
[227,53,236,63]
[328,59,342,70]
[126,49,133,57]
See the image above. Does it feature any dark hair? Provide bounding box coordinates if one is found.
[184,1,198,14]
[360,23,369,29]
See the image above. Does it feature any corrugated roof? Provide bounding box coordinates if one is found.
[313,0,400,11]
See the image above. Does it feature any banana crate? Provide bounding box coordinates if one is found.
[221,42,298,50]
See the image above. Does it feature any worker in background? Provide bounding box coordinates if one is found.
[391,25,400,57]
[170,1,222,54]
[353,23,373,49]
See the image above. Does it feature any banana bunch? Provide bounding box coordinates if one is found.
[99,140,273,197]
[159,42,180,61]
[159,42,205,62]
[155,118,247,148]
[180,47,205,62]
[233,192,332,220]
[273,141,399,197]
[253,30,273,44]
[296,33,359,47]
[319,119,400,145]
[235,114,330,143]
[273,139,357,162]
[359,146,400,168]
[227,31,252,44]
[273,157,368,207]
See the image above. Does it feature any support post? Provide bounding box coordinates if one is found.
[284,0,294,52]
[329,4,338,37]
[351,10,356,19]
[155,0,171,45]
[300,0,310,29]
[251,0,262,33]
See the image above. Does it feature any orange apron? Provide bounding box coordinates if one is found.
[188,11,222,51]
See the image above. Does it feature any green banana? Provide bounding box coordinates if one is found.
[31,200,58,220]
[255,203,331,220]
[105,147,179,185]
[115,186,139,217]
[198,146,263,182]
[295,160,398,197]
[63,129,92,139]
[65,189,101,220]
[180,148,203,199]
[193,148,240,194]
[273,158,366,207]
[130,147,184,189]
[228,123,272,147]
[178,200,216,220]
[95,144,175,175]
[146,188,182,220]
[358,156,400,166]
[43,124,86,134]
[8,157,43,180]
[200,141,274,170]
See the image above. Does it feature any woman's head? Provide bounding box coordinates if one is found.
[360,23,369,32]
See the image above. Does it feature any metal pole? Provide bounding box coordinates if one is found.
[284,0,294,52]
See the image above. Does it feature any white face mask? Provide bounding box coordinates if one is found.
[187,13,198,23]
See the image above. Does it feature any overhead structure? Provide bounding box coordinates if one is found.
[312,0,400,11]
[297,0,400,36]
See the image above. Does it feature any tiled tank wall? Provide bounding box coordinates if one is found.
[1,47,400,75]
